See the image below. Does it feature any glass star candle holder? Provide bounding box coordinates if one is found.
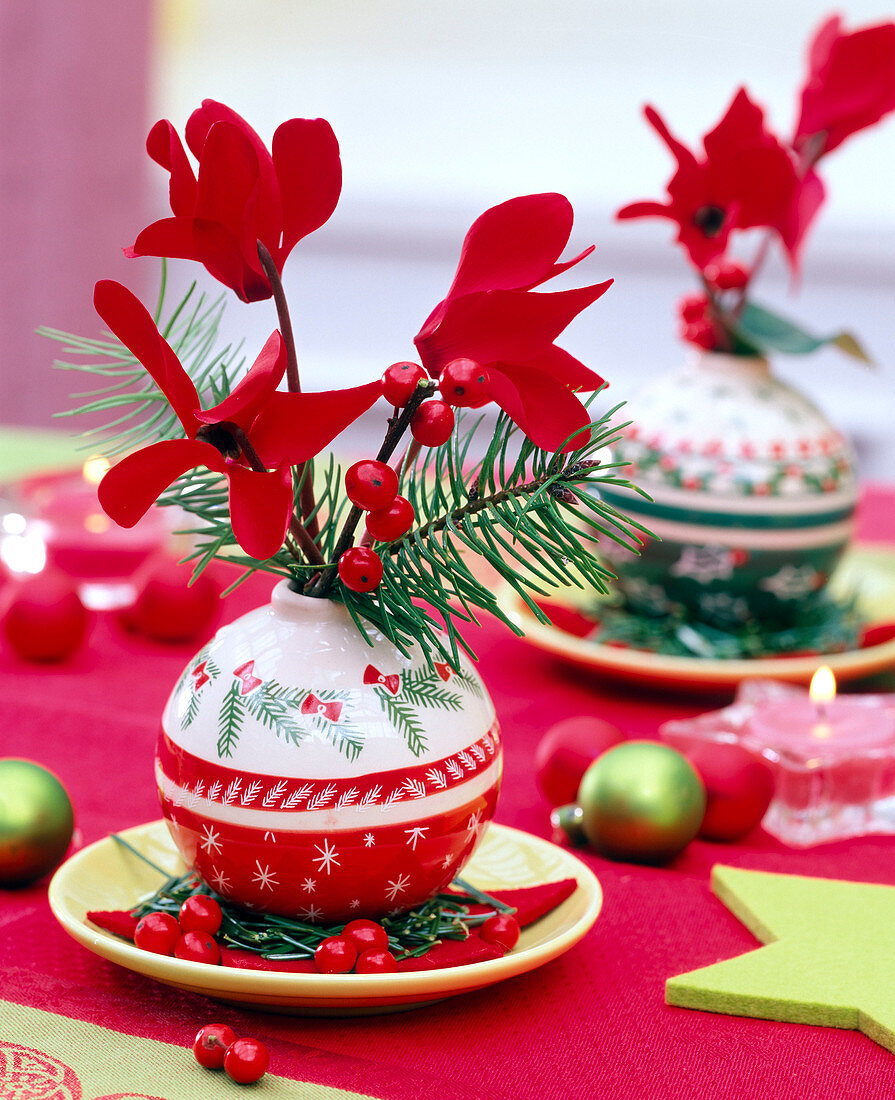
[660,674,895,847]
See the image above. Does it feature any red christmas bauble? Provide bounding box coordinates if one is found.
[535,717,625,806]
[125,558,221,644]
[687,742,775,842]
[3,571,88,661]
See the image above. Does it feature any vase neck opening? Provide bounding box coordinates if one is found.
[271,580,350,625]
[690,349,770,378]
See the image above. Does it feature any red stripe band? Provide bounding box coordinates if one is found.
[157,722,502,814]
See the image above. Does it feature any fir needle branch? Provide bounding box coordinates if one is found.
[306,380,435,597]
[110,833,170,878]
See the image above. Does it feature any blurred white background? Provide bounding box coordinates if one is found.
[152,0,895,477]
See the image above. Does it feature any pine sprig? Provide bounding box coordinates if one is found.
[43,266,245,458]
[217,682,245,758]
[242,682,309,749]
[339,404,648,665]
[398,668,462,711]
[374,687,428,756]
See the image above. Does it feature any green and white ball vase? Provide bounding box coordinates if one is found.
[599,352,857,627]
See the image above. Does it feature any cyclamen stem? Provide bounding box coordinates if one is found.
[305,380,435,597]
[229,423,325,567]
[256,240,319,539]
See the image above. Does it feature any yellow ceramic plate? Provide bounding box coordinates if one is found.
[49,820,601,1016]
[498,545,895,694]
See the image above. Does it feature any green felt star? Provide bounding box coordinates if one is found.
[666,865,895,1052]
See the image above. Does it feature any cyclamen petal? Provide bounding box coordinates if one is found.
[196,331,287,431]
[94,280,201,434]
[795,15,895,156]
[98,439,227,529]
[226,463,293,560]
[128,101,342,301]
[413,193,610,452]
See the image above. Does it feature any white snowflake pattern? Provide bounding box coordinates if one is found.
[363,832,376,848]
[669,545,738,583]
[405,826,429,851]
[199,824,223,855]
[252,861,279,891]
[697,591,750,622]
[301,877,317,894]
[385,874,410,902]
[759,564,822,600]
[210,867,231,892]
[466,810,483,839]
[299,903,323,923]
[349,898,361,911]
[312,838,340,875]
[442,853,454,870]
[263,830,277,844]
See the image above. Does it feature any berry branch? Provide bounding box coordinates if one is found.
[304,379,436,597]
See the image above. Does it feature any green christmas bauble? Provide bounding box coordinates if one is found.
[0,760,75,886]
[578,741,705,864]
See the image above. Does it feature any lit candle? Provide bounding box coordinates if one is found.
[748,666,895,758]
[1,458,171,607]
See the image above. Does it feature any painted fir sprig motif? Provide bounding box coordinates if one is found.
[46,98,645,661]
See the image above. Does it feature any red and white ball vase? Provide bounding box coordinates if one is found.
[687,741,775,842]
[535,717,624,806]
[156,582,501,921]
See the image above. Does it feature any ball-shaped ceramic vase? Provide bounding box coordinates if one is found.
[156,582,501,921]
[598,352,857,627]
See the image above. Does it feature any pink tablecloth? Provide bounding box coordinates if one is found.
[2,486,895,1099]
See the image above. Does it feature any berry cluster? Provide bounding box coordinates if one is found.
[133,893,224,964]
[676,260,750,351]
[193,1024,269,1085]
[313,918,398,973]
[336,355,494,595]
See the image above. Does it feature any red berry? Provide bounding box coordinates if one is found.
[193,1023,237,1069]
[411,401,455,446]
[682,319,718,351]
[174,930,221,965]
[382,361,427,407]
[179,894,223,935]
[223,1037,269,1085]
[314,935,357,974]
[345,460,399,512]
[338,547,384,593]
[365,497,415,542]
[678,293,709,323]
[480,913,521,951]
[133,911,181,956]
[3,571,88,662]
[342,918,390,954]
[355,948,398,973]
[705,259,750,291]
[438,358,492,409]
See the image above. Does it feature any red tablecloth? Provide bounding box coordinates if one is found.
[3,486,895,1099]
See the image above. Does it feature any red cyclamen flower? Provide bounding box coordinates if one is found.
[95,280,381,559]
[414,194,612,453]
[126,100,341,302]
[617,89,824,271]
[795,14,895,158]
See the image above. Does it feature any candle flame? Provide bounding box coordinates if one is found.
[82,455,110,486]
[809,665,837,705]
